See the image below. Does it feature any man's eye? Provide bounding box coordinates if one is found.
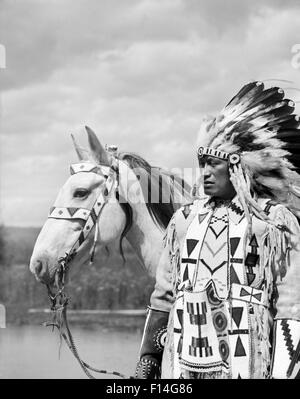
[207,159,218,166]
[74,189,90,198]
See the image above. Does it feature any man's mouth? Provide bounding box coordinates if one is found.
[204,181,214,187]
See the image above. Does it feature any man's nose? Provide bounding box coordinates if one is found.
[203,164,212,178]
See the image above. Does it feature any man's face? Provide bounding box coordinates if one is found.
[199,155,236,199]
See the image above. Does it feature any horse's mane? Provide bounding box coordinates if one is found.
[118,152,192,230]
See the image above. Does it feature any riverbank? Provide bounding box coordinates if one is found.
[25,308,147,330]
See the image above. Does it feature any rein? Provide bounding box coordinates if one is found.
[45,259,130,379]
[44,160,133,379]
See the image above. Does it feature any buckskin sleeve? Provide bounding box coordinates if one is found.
[150,214,178,312]
[135,215,178,378]
[269,205,300,378]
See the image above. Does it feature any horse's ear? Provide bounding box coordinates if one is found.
[71,134,90,161]
[85,126,111,166]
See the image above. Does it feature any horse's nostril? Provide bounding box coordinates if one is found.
[30,253,54,284]
[31,259,50,283]
[35,260,43,276]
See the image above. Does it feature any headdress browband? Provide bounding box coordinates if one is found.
[197,146,240,165]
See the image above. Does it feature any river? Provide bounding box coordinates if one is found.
[0,323,143,379]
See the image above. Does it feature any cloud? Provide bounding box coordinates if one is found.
[2,0,299,91]
[0,0,300,225]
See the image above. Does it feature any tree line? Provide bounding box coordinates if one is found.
[0,225,155,324]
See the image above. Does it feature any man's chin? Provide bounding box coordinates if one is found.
[204,187,215,196]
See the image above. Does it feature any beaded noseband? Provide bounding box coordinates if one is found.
[48,161,118,266]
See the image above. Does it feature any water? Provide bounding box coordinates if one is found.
[0,323,142,379]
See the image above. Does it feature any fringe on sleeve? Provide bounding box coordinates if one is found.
[165,215,180,294]
[265,205,300,280]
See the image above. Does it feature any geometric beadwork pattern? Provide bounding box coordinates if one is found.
[282,319,295,361]
[182,204,192,219]
[153,327,168,352]
[48,207,91,221]
[245,234,259,286]
[195,205,229,299]
[211,293,230,367]
[271,318,300,379]
[231,283,266,307]
[180,289,230,374]
[228,298,250,378]
[231,307,244,328]
[234,336,246,357]
[228,217,247,287]
[174,195,280,379]
[180,209,210,287]
[186,239,199,257]
[173,295,184,379]
[228,200,244,218]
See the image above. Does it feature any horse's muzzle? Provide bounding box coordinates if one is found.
[29,257,52,284]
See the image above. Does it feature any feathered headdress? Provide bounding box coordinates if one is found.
[197,81,300,226]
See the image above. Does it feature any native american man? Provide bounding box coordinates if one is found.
[135,81,300,379]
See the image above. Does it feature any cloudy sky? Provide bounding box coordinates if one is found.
[0,0,300,226]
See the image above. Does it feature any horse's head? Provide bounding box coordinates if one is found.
[29,127,127,285]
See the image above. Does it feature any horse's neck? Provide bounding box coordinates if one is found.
[118,159,191,278]
[126,203,165,278]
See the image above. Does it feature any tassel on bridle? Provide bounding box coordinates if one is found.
[89,222,99,264]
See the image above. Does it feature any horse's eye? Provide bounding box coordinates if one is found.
[74,189,90,198]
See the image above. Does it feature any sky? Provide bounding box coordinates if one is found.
[0,0,300,226]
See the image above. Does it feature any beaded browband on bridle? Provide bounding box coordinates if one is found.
[48,160,118,266]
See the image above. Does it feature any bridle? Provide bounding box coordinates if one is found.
[44,159,133,379]
[48,160,119,267]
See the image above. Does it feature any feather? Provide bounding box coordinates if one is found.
[277,129,300,142]
[226,81,264,108]
[197,81,300,215]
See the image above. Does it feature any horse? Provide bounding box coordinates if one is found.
[29,126,193,286]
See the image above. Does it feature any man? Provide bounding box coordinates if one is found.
[135,81,300,379]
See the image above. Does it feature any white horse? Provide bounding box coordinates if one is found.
[29,126,193,286]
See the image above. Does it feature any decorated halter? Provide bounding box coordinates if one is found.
[48,160,118,266]
[197,146,241,165]
[45,154,135,380]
